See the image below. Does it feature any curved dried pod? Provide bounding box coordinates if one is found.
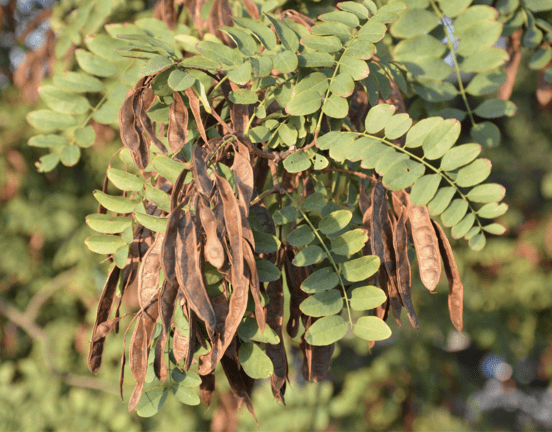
[198,197,226,269]
[137,231,165,309]
[192,146,213,198]
[408,203,441,291]
[88,265,121,374]
[432,220,464,332]
[167,91,189,154]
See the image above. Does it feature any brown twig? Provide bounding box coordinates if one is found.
[321,168,377,182]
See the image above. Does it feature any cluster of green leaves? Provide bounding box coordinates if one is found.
[390,0,552,148]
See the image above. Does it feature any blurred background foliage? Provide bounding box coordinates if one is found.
[2,0,552,431]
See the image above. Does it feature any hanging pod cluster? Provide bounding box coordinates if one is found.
[78,0,510,418]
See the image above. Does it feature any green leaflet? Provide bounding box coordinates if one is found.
[467,183,506,203]
[357,21,387,42]
[471,122,501,147]
[172,385,200,406]
[413,79,458,102]
[86,214,132,234]
[478,202,508,219]
[256,260,281,282]
[382,160,425,191]
[237,317,280,344]
[298,52,335,68]
[422,119,461,160]
[319,10,360,28]
[271,50,298,73]
[60,145,81,167]
[469,233,486,251]
[238,342,274,379]
[265,14,300,52]
[393,34,446,61]
[75,49,118,77]
[350,286,387,311]
[384,113,412,140]
[286,90,322,116]
[28,134,67,148]
[304,315,348,346]
[39,86,90,115]
[93,190,137,213]
[27,110,76,130]
[460,47,508,73]
[74,126,96,148]
[390,8,440,38]
[342,255,380,282]
[319,210,352,235]
[153,157,186,184]
[273,205,299,224]
[229,89,258,104]
[365,103,396,134]
[228,61,252,85]
[441,199,469,227]
[37,154,60,172]
[300,289,344,317]
[331,229,368,255]
[482,223,506,235]
[301,34,343,53]
[451,213,475,239]
[339,55,370,81]
[53,72,104,93]
[311,22,352,41]
[410,174,441,206]
[292,245,327,267]
[220,26,258,56]
[295,72,329,96]
[428,187,456,216]
[136,388,168,418]
[252,231,280,254]
[85,235,127,254]
[465,69,506,96]
[474,99,517,119]
[405,117,441,148]
[283,151,312,173]
[107,168,145,191]
[145,184,171,212]
[360,142,393,169]
[171,368,201,388]
[455,21,502,57]
[302,192,327,212]
[168,69,196,91]
[455,159,492,187]
[338,1,369,19]
[322,94,349,119]
[288,225,316,247]
[375,151,409,176]
[301,267,339,294]
[233,17,277,50]
[353,316,392,341]
[139,55,173,76]
[328,133,359,162]
[440,143,481,171]
[135,212,167,233]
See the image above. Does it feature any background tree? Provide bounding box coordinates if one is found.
[1,0,552,430]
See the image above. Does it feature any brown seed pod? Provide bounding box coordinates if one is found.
[167,91,189,154]
[408,204,442,291]
[137,232,164,310]
[432,220,464,332]
[88,265,120,374]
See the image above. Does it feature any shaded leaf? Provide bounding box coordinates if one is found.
[353,316,392,341]
[300,290,344,317]
[304,315,348,346]
[350,286,387,311]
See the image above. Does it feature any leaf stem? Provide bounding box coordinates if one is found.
[429,0,476,126]
[284,191,354,327]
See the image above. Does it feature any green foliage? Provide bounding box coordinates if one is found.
[4,0,552,429]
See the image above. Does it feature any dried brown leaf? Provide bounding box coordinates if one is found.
[92,314,128,342]
[432,220,463,332]
[221,349,257,424]
[173,327,189,365]
[198,197,226,269]
[243,241,266,333]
